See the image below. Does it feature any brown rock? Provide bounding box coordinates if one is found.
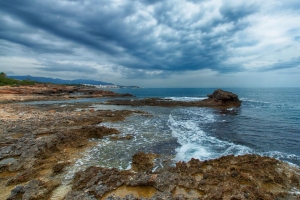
[110,134,133,140]
[132,152,158,172]
[107,89,242,108]
[207,89,239,102]
[7,179,60,200]
[52,162,69,174]
[67,154,300,200]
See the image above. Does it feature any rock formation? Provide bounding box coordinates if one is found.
[65,154,300,200]
[107,89,242,108]
[207,89,239,103]
[201,88,241,107]
[0,84,133,103]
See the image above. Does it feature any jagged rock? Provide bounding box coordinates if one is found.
[52,162,69,174]
[207,89,239,102]
[132,152,158,172]
[7,179,60,200]
[67,154,300,200]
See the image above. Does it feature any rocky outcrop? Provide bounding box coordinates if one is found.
[0,103,137,199]
[201,88,241,108]
[107,89,242,108]
[207,89,239,102]
[0,84,133,103]
[132,152,158,172]
[7,179,60,200]
[66,154,300,200]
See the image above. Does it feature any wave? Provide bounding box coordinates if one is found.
[260,151,300,166]
[240,98,271,104]
[164,97,206,102]
[241,98,299,109]
[168,108,253,162]
[167,108,300,166]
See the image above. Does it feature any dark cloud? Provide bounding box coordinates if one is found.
[0,0,124,55]
[0,0,298,79]
[219,1,259,22]
[140,0,161,5]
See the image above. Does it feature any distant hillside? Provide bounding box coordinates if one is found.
[8,75,114,85]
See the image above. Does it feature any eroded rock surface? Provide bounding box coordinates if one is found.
[7,179,60,200]
[0,102,137,199]
[67,154,300,200]
[0,84,133,103]
[132,152,158,172]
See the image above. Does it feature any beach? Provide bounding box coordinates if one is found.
[0,85,300,199]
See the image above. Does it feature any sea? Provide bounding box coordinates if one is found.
[62,87,300,177]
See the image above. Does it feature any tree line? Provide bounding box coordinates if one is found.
[0,72,36,86]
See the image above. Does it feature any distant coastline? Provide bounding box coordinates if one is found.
[8,75,140,89]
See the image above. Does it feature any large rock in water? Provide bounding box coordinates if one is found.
[202,89,241,108]
[207,89,239,102]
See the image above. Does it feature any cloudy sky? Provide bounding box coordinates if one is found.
[0,0,300,87]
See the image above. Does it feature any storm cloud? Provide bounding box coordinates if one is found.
[0,0,300,86]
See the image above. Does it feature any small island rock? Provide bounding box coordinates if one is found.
[207,89,239,102]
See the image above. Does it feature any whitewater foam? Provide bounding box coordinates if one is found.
[164,97,206,102]
[168,108,254,162]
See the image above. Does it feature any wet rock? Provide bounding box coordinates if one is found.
[132,152,158,172]
[291,174,300,186]
[81,126,120,139]
[110,135,133,140]
[52,162,69,174]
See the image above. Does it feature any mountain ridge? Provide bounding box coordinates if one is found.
[8,75,114,85]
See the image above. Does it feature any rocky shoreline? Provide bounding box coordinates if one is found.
[106,89,242,108]
[0,85,299,199]
[0,84,133,104]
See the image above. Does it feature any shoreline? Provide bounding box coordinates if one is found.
[0,85,300,199]
[0,84,133,104]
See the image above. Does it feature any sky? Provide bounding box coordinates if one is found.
[0,0,300,87]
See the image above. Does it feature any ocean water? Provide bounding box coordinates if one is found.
[66,88,300,179]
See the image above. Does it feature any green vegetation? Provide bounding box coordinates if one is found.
[0,72,37,86]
